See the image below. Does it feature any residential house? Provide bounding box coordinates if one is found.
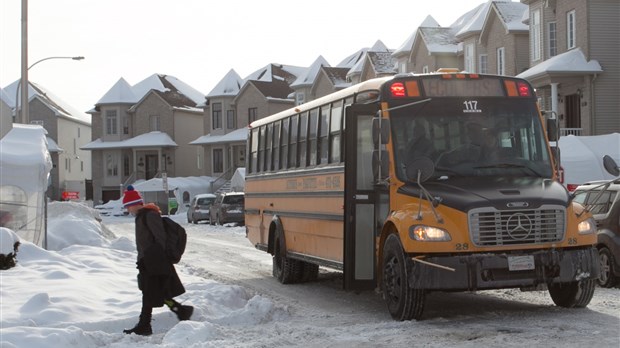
[456,1,529,75]
[346,40,391,84]
[309,66,351,100]
[518,0,619,136]
[392,15,441,74]
[83,74,205,205]
[290,56,330,105]
[1,80,92,201]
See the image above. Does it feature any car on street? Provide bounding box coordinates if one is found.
[573,179,620,287]
[209,192,245,226]
[186,193,216,224]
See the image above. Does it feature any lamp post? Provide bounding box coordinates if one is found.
[15,56,85,124]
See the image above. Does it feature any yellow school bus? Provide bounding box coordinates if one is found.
[244,71,599,320]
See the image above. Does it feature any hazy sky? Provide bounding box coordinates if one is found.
[1,0,488,114]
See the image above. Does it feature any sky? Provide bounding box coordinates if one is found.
[0,0,489,114]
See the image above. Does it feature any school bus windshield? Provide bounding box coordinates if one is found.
[391,97,554,181]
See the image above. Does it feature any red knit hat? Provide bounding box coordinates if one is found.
[122,185,143,207]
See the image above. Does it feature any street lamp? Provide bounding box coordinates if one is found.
[15,56,85,124]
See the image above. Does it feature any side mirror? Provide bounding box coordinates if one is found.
[372,117,390,146]
[372,149,389,182]
[603,155,620,176]
[546,118,558,142]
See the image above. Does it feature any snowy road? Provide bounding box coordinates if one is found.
[106,216,620,347]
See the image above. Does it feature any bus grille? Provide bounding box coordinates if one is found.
[469,206,565,247]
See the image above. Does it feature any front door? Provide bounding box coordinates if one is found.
[343,104,379,291]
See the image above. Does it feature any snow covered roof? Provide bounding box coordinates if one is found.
[3,80,91,124]
[189,127,247,145]
[291,56,330,88]
[455,1,493,38]
[96,78,137,104]
[517,48,603,80]
[321,67,350,88]
[206,69,243,98]
[244,64,306,85]
[337,49,367,69]
[348,40,391,77]
[96,74,205,109]
[393,15,440,56]
[419,27,459,54]
[81,131,177,150]
[493,1,528,31]
[366,52,397,75]
[46,136,63,153]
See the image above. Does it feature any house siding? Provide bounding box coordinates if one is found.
[589,0,620,134]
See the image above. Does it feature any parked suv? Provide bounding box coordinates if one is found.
[187,193,216,224]
[573,179,620,287]
[209,192,245,226]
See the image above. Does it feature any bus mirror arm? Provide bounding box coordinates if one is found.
[415,170,444,224]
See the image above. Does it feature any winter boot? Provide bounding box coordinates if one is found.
[167,299,194,321]
[123,314,153,336]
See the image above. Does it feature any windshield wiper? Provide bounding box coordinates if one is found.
[473,163,542,176]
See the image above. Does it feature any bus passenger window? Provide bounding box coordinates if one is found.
[330,103,343,163]
[289,115,298,168]
[299,112,308,167]
[265,123,273,171]
[273,121,281,171]
[258,126,266,172]
[281,118,289,169]
[250,128,259,173]
[319,107,329,164]
[309,108,319,166]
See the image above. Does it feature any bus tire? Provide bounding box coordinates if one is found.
[548,279,596,308]
[382,234,425,321]
[598,247,618,288]
[300,262,319,282]
[272,235,300,284]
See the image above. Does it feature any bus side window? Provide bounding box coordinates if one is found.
[258,126,266,172]
[281,117,290,169]
[273,121,281,171]
[309,108,319,166]
[299,112,309,167]
[250,128,259,173]
[330,102,343,163]
[319,106,329,165]
[289,115,299,168]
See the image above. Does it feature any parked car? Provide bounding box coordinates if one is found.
[186,193,216,224]
[209,192,245,226]
[573,178,620,287]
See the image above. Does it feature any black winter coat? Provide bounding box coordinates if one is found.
[135,207,185,307]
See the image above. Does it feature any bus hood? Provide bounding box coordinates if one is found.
[398,177,570,212]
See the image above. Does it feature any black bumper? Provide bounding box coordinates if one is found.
[407,247,599,291]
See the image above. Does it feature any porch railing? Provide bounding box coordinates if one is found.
[560,128,583,136]
[209,166,236,193]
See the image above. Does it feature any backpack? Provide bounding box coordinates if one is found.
[161,216,187,264]
[142,213,187,264]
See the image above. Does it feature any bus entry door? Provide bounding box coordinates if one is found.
[344,104,379,291]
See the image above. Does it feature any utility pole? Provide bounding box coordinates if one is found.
[20,0,29,124]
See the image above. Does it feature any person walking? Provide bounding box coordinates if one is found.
[122,185,193,336]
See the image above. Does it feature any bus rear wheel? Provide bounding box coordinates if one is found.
[272,236,301,284]
[382,234,425,321]
[548,279,596,308]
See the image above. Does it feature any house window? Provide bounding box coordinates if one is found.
[567,10,576,49]
[296,93,305,106]
[149,115,160,131]
[497,47,505,75]
[547,22,557,58]
[77,127,81,138]
[248,107,258,124]
[106,110,117,135]
[465,44,475,72]
[478,54,488,74]
[531,8,542,61]
[105,153,118,177]
[213,148,223,173]
[30,120,44,126]
[212,103,222,129]
[196,147,202,169]
[123,155,130,176]
[422,66,429,74]
[226,110,236,129]
[123,117,129,134]
[81,161,84,172]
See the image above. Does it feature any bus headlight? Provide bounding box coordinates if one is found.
[409,225,452,241]
[577,217,597,235]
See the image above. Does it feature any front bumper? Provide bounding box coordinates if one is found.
[407,247,599,291]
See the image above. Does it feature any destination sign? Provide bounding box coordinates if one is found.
[422,78,504,97]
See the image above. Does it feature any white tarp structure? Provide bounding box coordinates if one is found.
[558,133,620,188]
[0,124,52,248]
[231,168,245,192]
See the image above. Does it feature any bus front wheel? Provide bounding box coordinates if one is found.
[548,279,596,308]
[382,234,425,321]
